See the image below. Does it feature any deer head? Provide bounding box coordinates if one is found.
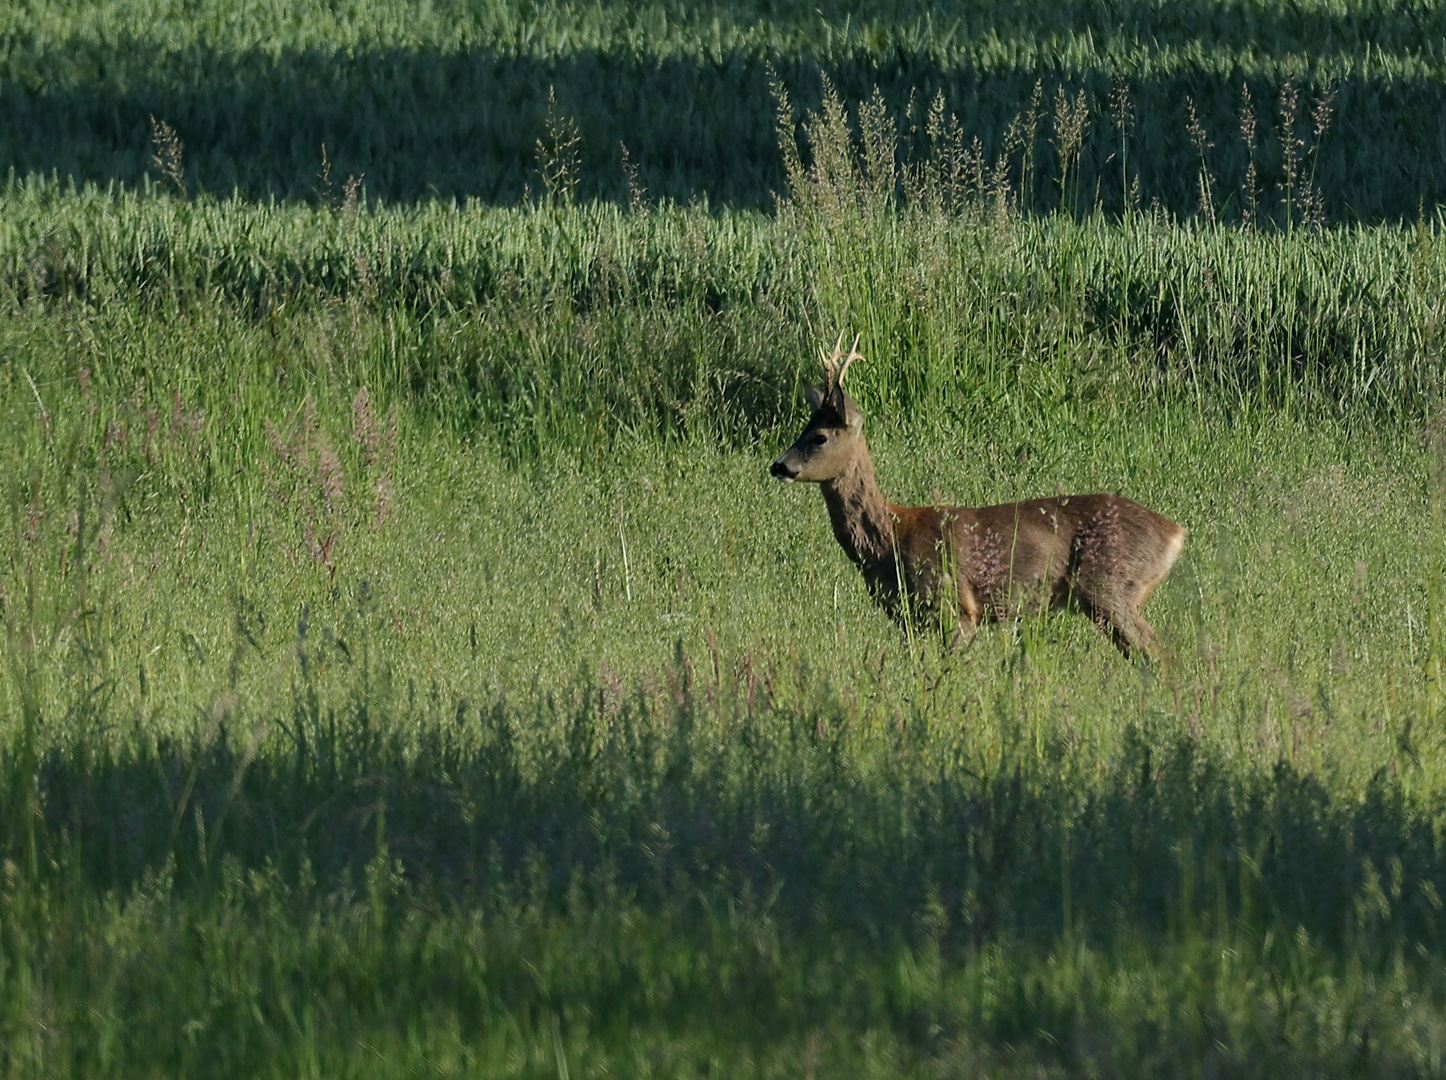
[770,333,867,483]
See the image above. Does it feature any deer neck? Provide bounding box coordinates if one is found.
[820,442,895,568]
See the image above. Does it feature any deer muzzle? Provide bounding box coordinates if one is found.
[770,455,799,482]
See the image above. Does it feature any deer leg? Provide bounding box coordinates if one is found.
[1105,610,1158,660]
[952,579,983,650]
[947,619,980,653]
[1073,583,1158,660]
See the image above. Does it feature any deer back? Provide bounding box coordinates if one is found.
[890,493,1186,624]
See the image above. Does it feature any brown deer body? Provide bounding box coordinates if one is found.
[771,338,1186,658]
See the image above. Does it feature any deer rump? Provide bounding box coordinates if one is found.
[874,494,1186,656]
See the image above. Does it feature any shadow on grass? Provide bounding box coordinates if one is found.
[6,25,1446,219]
[25,656,1445,957]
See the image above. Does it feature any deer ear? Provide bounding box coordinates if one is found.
[803,383,824,411]
[836,388,865,431]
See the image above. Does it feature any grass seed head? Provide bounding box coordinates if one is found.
[148,115,186,196]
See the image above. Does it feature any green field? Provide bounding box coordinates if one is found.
[7,1,1446,1076]
[6,0,1446,217]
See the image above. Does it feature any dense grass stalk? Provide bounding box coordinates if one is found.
[4,179,1446,437]
[4,0,1446,218]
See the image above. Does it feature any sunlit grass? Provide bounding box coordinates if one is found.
[3,279,1445,1072]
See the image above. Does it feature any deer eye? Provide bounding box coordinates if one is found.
[810,432,828,447]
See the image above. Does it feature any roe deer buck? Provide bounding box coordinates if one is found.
[770,336,1186,658]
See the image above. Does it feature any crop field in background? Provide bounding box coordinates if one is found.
[5,0,1446,217]
[9,1,1446,1076]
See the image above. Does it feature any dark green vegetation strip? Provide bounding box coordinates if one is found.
[4,0,1446,217]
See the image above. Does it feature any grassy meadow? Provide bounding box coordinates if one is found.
[7,1,1446,1076]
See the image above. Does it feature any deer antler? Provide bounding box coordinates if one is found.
[820,333,865,399]
[837,333,864,388]
[819,332,845,398]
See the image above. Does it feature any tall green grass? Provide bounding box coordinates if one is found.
[3,305,1446,1071]
[4,173,1446,441]
[4,0,1446,217]
[7,64,1446,1075]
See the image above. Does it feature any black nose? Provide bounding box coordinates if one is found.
[770,458,797,480]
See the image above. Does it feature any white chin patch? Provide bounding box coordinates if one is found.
[773,475,795,483]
